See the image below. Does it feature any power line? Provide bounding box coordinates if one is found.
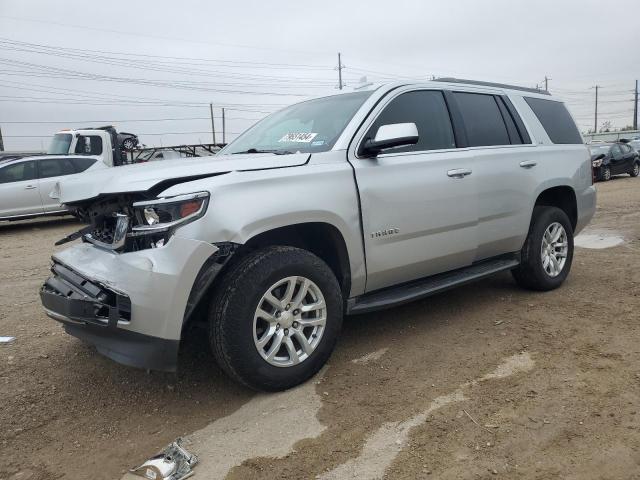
[3,131,244,138]
[0,15,332,57]
[0,116,264,124]
[0,37,332,70]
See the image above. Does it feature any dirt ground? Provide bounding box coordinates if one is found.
[1,176,639,480]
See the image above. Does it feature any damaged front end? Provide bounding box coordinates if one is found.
[40,189,226,372]
[61,191,210,253]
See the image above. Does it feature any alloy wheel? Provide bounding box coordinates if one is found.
[253,276,327,367]
[540,222,568,278]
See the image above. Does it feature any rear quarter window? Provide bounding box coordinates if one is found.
[524,97,582,144]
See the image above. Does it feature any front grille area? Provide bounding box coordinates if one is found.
[41,261,131,326]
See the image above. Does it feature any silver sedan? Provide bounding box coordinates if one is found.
[0,155,107,221]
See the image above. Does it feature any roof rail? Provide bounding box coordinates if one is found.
[433,77,551,96]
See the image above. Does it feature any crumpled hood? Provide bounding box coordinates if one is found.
[56,153,310,203]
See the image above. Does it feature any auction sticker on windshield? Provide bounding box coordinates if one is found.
[279,132,318,143]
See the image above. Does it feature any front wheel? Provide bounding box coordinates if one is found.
[630,162,640,177]
[512,206,574,291]
[601,166,611,181]
[122,138,136,151]
[209,246,343,391]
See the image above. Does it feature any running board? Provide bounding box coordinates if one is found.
[347,254,520,315]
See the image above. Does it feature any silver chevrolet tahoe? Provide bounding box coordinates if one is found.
[40,79,596,391]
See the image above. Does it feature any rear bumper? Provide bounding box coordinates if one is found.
[40,235,219,371]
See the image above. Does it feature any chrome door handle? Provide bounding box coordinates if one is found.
[519,160,537,168]
[447,168,472,178]
[24,185,37,190]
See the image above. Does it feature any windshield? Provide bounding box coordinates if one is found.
[47,133,73,155]
[221,91,373,155]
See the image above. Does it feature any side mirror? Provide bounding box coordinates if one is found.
[361,123,419,157]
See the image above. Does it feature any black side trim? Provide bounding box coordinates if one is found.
[347,254,520,315]
[442,90,469,148]
[501,96,532,144]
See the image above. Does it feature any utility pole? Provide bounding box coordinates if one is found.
[336,52,344,90]
[593,85,599,133]
[0,126,4,152]
[634,80,638,131]
[222,107,226,144]
[544,76,551,92]
[209,103,216,144]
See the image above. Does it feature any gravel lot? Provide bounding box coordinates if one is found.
[1,177,639,480]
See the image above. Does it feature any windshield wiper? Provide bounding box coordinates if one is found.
[231,148,293,155]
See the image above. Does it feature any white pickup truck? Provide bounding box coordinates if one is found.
[48,126,138,167]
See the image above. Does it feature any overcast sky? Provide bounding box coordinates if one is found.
[0,0,638,151]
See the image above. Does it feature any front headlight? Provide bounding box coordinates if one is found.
[131,192,209,236]
[592,159,603,168]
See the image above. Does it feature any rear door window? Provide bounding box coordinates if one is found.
[70,157,97,172]
[0,161,36,184]
[363,90,456,154]
[38,158,77,179]
[452,92,511,147]
[524,97,582,144]
[611,145,623,159]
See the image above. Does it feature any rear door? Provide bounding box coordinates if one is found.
[36,157,78,212]
[609,144,625,174]
[0,160,42,218]
[348,88,478,292]
[447,91,536,260]
[620,144,636,172]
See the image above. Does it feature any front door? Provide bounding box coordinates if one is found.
[348,89,478,293]
[0,160,42,218]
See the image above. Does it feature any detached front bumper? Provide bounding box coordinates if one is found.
[40,235,219,371]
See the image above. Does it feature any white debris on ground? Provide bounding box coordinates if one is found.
[351,348,389,364]
[575,231,625,249]
[122,370,327,480]
[318,352,535,480]
[129,439,197,480]
[0,336,15,344]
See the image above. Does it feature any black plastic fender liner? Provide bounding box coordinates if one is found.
[182,242,241,324]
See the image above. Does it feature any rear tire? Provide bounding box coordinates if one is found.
[512,206,574,291]
[630,162,640,177]
[209,246,343,391]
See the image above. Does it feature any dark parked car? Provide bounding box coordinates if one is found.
[589,142,640,181]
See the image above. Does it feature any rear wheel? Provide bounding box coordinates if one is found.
[630,162,640,177]
[601,166,611,181]
[512,206,574,291]
[209,246,342,391]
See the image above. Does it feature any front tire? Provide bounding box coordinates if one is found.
[122,138,136,151]
[630,162,640,177]
[209,246,343,391]
[512,206,574,291]
[601,166,611,181]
